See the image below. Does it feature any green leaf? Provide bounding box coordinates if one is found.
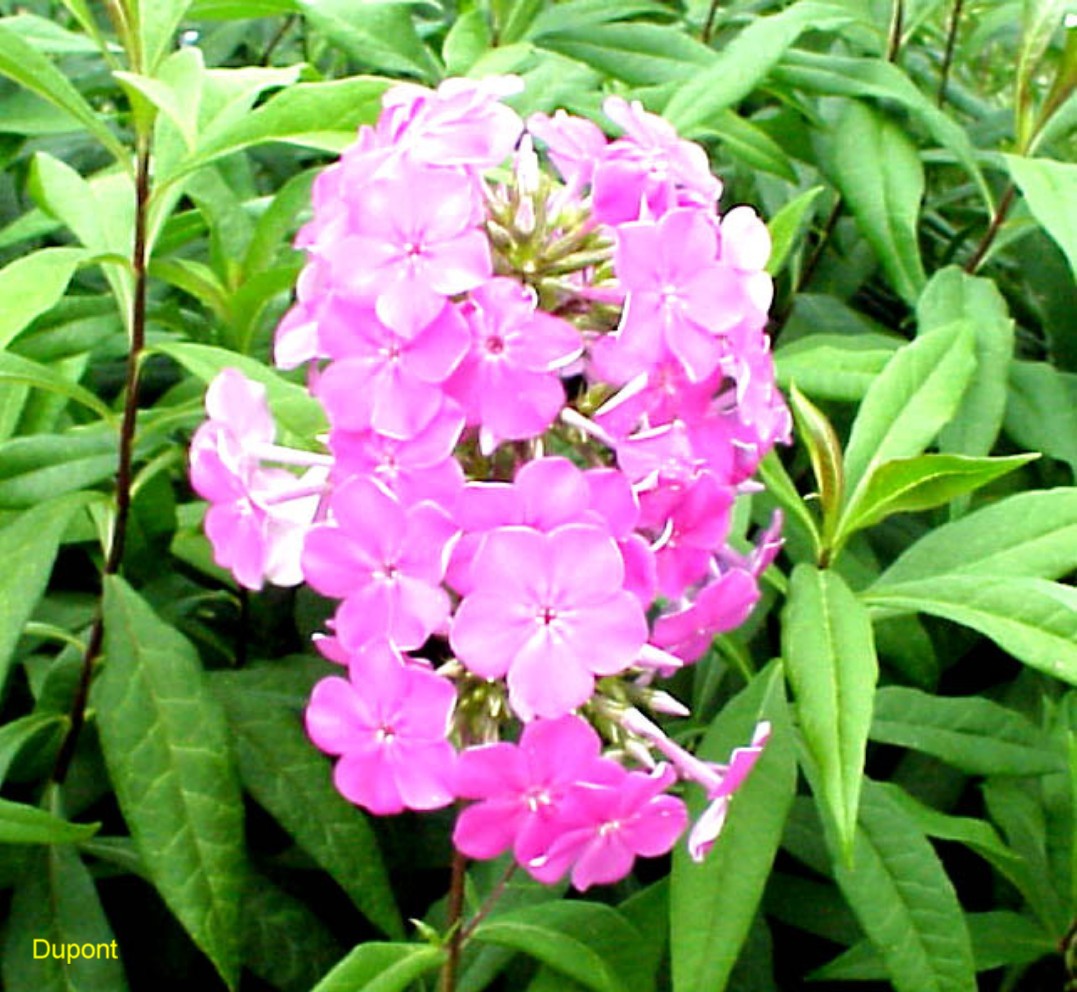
[827,100,926,304]
[154,341,327,440]
[527,0,672,39]
[0,247,86,349]
[766,186,824,274]
[311,943,444,992]
[871,686,1062,776]
[697,112,798,183]
[0,428,116,509]
[213,670,402,938]
[663,1,854,133]
[171,75,390,182]
[2,844,129,992]
[840,453,1036,535]
[1004,154,1077,277]
[670,664,796,992]
[827,779,977,992]
[135,0,193,73]
[0,713,65,786]
[788,385,844,552]
[783,566,877,858]
[1006,361,1077,475]
[300,0,440,80]
[0,352,114,422]
[876,487,1077,585]
[443,8,491,74]
[757,450,821,553]
[0,797,99,845]
[0,25,127,163]
[95,576,244,989]
[864,576,1077,686]
[842,320,976,506]
[0,13,104,54]
[0,494,88,688]
[917,267,1015,460]
[775,333,900,402]
[472,902,642,992]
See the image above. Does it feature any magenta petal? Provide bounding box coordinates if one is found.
[406,304,472,382]
[507,634,593,720]
[301,527,373,598]
[546,525,624,604]
[396,665,456,738]
[560,592,648,677]
[306,676,375,755]
[454,800,520,859]
[331,477,405,559]
[425,231,492,296]
[521,715,602,782]
[570,834,635,891]
[455,743,524,798]
[620,794,688,856]
[335,747,404,815]
[371,365,442,438]
[451,593,533,678]
[389,739,456,810]
[517,458,589,529]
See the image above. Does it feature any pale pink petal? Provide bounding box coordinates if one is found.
[390,739,456,810]
[305,676,375,754]
[451,593,534,679]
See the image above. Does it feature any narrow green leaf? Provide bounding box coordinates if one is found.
[670,664,796,992]
[213,670,402,938]
[0,713,65,785]
[828,779,977,992]
[871,686,1062,776]
[154,341,326,440]
[0,797,98,844]
[766,186,824,274]
[788,385,844,552]
[0,25,127,162]
[698,112,798,182]
[0,352,114,421]
[0,428,116,509]
[526,0,671,39]
[843,320,976,503]
[443,8,491,74]
[0,12,104,54]
[757,450,821,553]
[783,566,877,857]
[876,487,1077,585]
[1006,361,1077,476]
[311,943,444,992]
[2,845,129,991]
[1004,154,1077,277]
[0,494,87,688]
[841,453,1036,535]
[827,100,926,303]
[135,0,193,73]
[864,576,1077,685]
[775,333,900,402]
[472,902,640,992]
[0,247,85,349]
[663,1,854,132]
[95,576,244,989]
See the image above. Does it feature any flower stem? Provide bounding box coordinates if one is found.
[461,862,517,942]
[52,133,152,785]
[964,183,1016,274]
[439,848,469,992]
[937,0,965,106]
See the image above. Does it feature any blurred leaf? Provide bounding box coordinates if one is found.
[0,798,99,844]
[827,100,926,303]
[842,320,976,507]
[213,670,403,938]
[0,713,66,785]
[2,844,128,991]
[472,902,643,992]
[864,576,1077,686]
[527,0,672,39]
[0,352,114,422]
[135,0,193,73]
[827,779,977,992]
[840,453,1036,536]
[443,8,491,74]
[1015,0,1070,145]
[1004,155,1077,277]
[0,247,86,349]
[700,112,798,182]
[95,576,244,989]
[0,13,104,54]
[876,487,1077,585]
[311,943,444,992]
[766,186,824,274]
[0,428,116,509]
[775,333,900,402]
[664,1,854,133]
[871,686,1062,776]
[0,494,88,688]
[670,664,796,992]
[783,566,877,858]
[1006,361,1077,475]
[917,267,1015,460]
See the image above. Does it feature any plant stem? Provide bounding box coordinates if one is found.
[964,183,1016,274]
[439,848,468,992]
[701,0,721,44]
[460,863,517,942]
[886,0,904,62]
[52,135,152,785]
[937,0,965,106]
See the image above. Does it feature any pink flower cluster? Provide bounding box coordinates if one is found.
[189,77,789,889]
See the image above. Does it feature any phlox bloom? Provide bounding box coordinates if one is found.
[305,639,457,814]
[450,524,648,719]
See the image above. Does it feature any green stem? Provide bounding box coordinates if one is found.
[439,849,468,992]
[937,0,965,106]
[964,183,1016,274]
[886,0,904,62]
[701,0,721,44]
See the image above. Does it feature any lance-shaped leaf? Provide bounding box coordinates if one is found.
[827,779,977,992]
[311,943,444,992]
[0,428,116,509]
[0,352,114,422]
[95,576,244,989]
[0,247,85,349]
[1006,361,1077,476]
[782,566,877,860]
[838,453,1036,537]
[0,798,98,845]
[917,267,1015,460]
[2,844,129,991]
[864,576,1077,686]
[787,384,843,556]
[766,186,824,275]
[134,0,193,74]
[871,686,1063,777]
[670,664,796,992]
[842,320,976,506]
[775,333,900,402]
[0,493,88,688]
[827,100,926,304]
[1004,154,1077,277]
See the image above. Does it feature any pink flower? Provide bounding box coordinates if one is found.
[527,109,608,193]
[651,569,761,663]
[526,763,687,890]
[306,639,457,814]
[302,476,457,650]
[450,524,648,719]
[453,715,620,862]
[446,280,581,452]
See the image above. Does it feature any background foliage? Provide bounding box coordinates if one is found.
[0,0,1074,989]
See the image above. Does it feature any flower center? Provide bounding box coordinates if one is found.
[523,787,552,813]
[537,605,557,626]
[484,335,505,355]
[375,725,396,744]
